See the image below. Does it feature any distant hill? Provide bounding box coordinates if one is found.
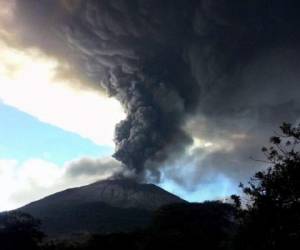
[17,179,185,237]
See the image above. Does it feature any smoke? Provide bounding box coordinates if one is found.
[0,157,121,211]
[50,0,200,180]
[13,0,300,184]
[65,157,121,180]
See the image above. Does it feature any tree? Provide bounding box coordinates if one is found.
[145,201,237,250]
[0,211,44,250]
[233,123,300,250]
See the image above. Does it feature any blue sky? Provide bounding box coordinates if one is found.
[0,1,240,211]
[159,175,238,202]
[0,101,237,210]
[0,102,113,165]
[0,101,122,211]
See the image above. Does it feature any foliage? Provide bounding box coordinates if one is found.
[0,211,44,250]
[146,201,237,250]
[2,122,299,250]
[42,201,237,250]
[233,122,300,250]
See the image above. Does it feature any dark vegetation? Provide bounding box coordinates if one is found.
[0,123,299,250]
[21,201,152,237]
[233,122,300,250]
[0,211,44,250]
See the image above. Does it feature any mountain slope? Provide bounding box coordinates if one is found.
[18,179,185,236]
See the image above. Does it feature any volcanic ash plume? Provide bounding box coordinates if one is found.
[59,0,201,180]
[14,0,300,184]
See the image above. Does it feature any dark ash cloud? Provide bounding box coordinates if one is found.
[65,157,121,179]
[14,0,300,187]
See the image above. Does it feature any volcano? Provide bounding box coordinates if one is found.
[17,179,185,237]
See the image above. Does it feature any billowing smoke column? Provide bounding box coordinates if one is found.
[14,0,300,183]
[60,0,201,180]
[62,0,300,182]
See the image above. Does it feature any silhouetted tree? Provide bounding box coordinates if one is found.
[44,202,237,250]
[143,201,237,250]
[233,123,300,250]
[25,123,300,250]
[0,211,44,250]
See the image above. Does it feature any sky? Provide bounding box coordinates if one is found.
[0,41,125,210]
[1,0,300,211]
[0,1,125,210]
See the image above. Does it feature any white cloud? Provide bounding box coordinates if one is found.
[0,0,126,147]
[0,157,121,212]
[0,1,126,147]
[0,1,125,212]
[0,40,125,146]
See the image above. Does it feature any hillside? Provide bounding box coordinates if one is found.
[18,179,185,236]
